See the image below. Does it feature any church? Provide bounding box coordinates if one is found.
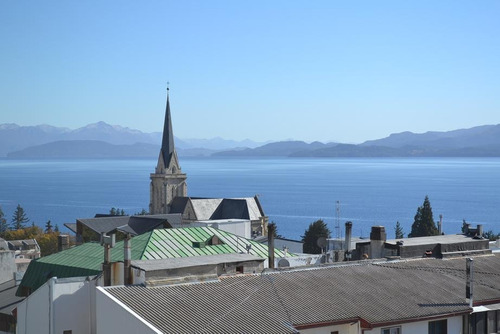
[149,88,269,237]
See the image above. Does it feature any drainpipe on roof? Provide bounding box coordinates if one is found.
[345,221,352,261]
[49,276,57,334]
[268,224,275,269]
[101,233,115,287]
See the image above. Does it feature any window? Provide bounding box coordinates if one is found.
[381,327,401,334]
[428,319,447,334]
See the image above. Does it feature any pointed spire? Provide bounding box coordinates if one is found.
[161,84,175,167]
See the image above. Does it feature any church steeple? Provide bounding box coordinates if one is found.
[150,85,188,214]
[160,86,175,168]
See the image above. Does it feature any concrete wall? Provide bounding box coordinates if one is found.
[364,315,463,334]
[96,287,161,334]
[0,251,15,284]
[192,220,251,239]
[16,277,96,334]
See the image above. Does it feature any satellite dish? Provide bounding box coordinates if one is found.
[317,237,327,248]
[278,259,290,268]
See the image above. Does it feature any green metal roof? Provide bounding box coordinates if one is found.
[17,227,292,296]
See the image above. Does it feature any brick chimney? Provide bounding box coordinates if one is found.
[370,226,386,259]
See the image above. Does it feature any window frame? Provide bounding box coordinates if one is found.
[381,326,401,334]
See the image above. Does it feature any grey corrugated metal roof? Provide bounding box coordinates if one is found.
[131,253,264,271]
[0,280,24,315]
[386,234,486,246]
[105,254,500,333]
[63,223,77,234]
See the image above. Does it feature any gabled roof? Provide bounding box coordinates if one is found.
[170,197,265,221]
[77,214,181,236]
[105,255,500,333]
[18,227,291,296]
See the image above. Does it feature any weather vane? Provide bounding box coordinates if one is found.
[167,81,170,92]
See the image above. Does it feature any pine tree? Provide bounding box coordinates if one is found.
[408,196,438,238]
[54,224,60,232]
[0,206,8,235]
[45,220,53,233]
[11,204,29,230]
[268,222,283,239]
[394,221,404,239]
[301,219,331,254]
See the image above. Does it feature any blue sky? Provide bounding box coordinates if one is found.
[1,1,499,143]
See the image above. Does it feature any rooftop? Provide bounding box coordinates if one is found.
[131,253,263,271]
[105,254,500,333]
[385,234,486,246]
[18,227,291,296]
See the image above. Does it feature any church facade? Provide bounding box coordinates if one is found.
[149,89,268,236]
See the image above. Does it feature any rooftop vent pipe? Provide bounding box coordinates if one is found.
[345,221,352,261]
[268,224,275,269]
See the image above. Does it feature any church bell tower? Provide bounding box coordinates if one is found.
[149,87,187,214]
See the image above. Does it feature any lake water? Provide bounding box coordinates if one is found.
[0,157,499,240]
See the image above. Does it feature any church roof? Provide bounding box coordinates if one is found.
[160,90,175,168]
[170,197,265,221]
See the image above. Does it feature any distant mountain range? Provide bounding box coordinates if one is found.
[0,122,266,158]
[2,122,500,158]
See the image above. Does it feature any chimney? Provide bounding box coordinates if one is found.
[438,214,443,235]
[124,234,132,285]
[477,224,483,238]
[345,221,352,260]
[57,234,69,252]
[101,233,115,287]
[268,224,275,269]
[370,226,386,259]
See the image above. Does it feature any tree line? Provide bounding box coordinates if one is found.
[0,204,62,256]
[294,195,499,254]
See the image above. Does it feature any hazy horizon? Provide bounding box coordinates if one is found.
[2,1,499,143]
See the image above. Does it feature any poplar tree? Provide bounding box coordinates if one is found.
[395,221,404,239]
[408,196,438,238]
[0,206,8,235]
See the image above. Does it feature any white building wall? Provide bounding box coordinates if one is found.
[16,277,96,334]
[300,322,360,334]
[95,287,161,334]
[193,220,251,239]
[364,315,463,334]
[0,251,15,284]
[16,282,50,334]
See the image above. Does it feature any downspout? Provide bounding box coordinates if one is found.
[49,277,57,334]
